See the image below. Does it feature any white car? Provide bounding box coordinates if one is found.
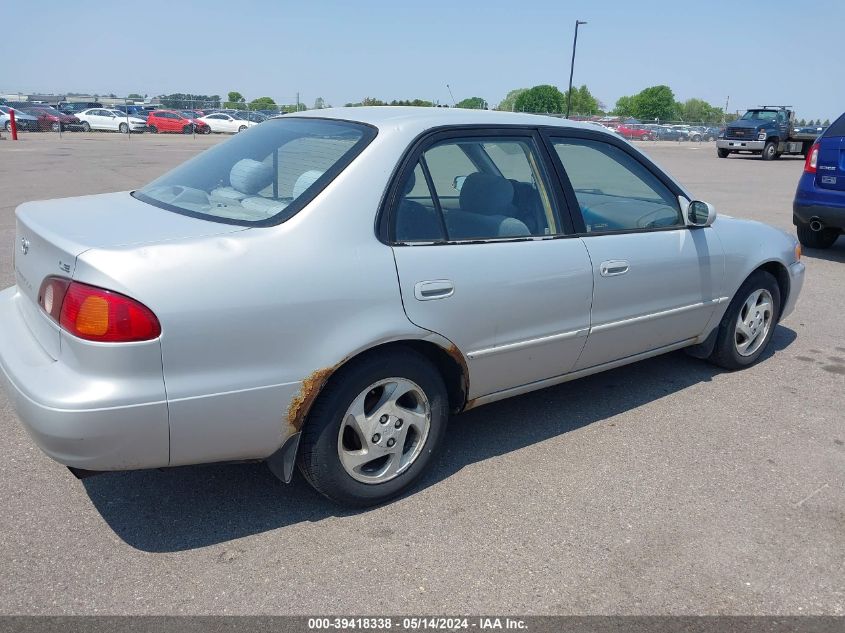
[76,108,146,133]
[198,112,258,134]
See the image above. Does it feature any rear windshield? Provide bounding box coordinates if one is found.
[134,118,376,226]
[823,113,845,138]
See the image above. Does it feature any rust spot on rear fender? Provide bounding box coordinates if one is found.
[445,343,470,411]
[287,367,334,431]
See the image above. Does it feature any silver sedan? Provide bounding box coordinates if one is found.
[0,108,805,506]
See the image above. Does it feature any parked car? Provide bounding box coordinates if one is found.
[793,111,845,249]
[22,106,81,132]
[617,124,654,140]
[110,104,149,117]
[653,125,686,141]
[0,108,805,506]
[57,102,102,115]
[146,110,210,134]
[75,108,147,133]
[718,107,816,160]
[0,105,40,132]
[198,112,259,133]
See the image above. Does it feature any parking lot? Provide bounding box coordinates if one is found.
[0,132,842,615]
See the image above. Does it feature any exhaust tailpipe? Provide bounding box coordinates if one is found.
[809,218,824,232]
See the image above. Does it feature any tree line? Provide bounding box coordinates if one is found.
[152,88,832,124]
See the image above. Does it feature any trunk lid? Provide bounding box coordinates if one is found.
[14,191,245,358]
[815,134,845,192]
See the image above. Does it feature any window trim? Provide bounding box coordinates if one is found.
[540,127,689,237]
[378,125,574,246]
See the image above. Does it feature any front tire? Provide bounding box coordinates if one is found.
[762,141,777,160]
[717,148,730,158]
[183,124,193,134]
[297,349,449,507]
[796,222,840,249]
[238,125,247,132]
[708,270,780,370]
[81,121,91,132]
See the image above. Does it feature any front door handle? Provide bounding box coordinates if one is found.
[599,260,629,277]
[414,280,454,301]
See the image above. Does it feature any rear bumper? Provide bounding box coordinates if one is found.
[781,261,805,321]
[717,139,765,151]
[0,286,170,471]
[793,201,845,230]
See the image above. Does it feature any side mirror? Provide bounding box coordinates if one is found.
[452,175,467,192]
[686,200,717,227]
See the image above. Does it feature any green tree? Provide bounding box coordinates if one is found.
[249,96,277,110]
[160,93,221,109]
[313,97,326,109]
[514,85,566,113]
[823,118,830,126]
[496,88,527,111]
[225,91,246,109]
[611,95,637,117]
[127,93,144,100]
[633,85,677,121]
[798,118,806,126]
[679,98,724,124]
[455,96,488,109]
[564,85,602,116]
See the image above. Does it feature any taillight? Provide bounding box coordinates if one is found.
[804,142,819,174]
[38,277,160,342]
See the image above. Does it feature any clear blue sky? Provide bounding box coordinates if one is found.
[2,0,842,120]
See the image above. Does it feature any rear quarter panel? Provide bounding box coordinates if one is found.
[73,130,430,466]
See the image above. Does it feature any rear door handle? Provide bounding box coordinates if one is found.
[414,280,454,301]
[599,260,629,277]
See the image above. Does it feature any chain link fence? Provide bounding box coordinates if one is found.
[1,95,307,141]
[2,97,727,144]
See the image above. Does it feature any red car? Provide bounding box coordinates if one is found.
[616,124,654,141]
[146,110,211,134]
[23,106,81,132]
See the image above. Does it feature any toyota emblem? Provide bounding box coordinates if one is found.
[20,237,30,255]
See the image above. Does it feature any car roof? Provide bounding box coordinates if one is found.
[291,106,598,135]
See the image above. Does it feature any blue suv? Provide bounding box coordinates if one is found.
[793,112,845,249]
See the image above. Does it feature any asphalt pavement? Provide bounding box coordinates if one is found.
[0,133,842,615]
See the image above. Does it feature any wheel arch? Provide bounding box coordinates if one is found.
[751,260,790,320]
[287,338,469,433]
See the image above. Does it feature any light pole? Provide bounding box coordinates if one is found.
[566,20,587,119]
[446,84,456,107]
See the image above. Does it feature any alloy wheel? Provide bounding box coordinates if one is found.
[337,378,431,484]
[735,289,773,356]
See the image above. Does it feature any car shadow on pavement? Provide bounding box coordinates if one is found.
[800,239,845,262]
[83,325,797,553]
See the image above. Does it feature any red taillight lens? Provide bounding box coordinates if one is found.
[38,277,160,342]
[804,143,819,174]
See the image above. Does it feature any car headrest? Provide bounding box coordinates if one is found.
[230,159,273,195]
[292,170,324,199]
[402,170,416,196]
[459,173,515,216]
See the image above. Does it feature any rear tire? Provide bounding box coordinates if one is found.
[796,222,840,249]
[119,122,128,133]
[762,141,777,160]
[708,270,780,370]
[148,125,158,134]
[297,349,449,507]
[717,148,730,158]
